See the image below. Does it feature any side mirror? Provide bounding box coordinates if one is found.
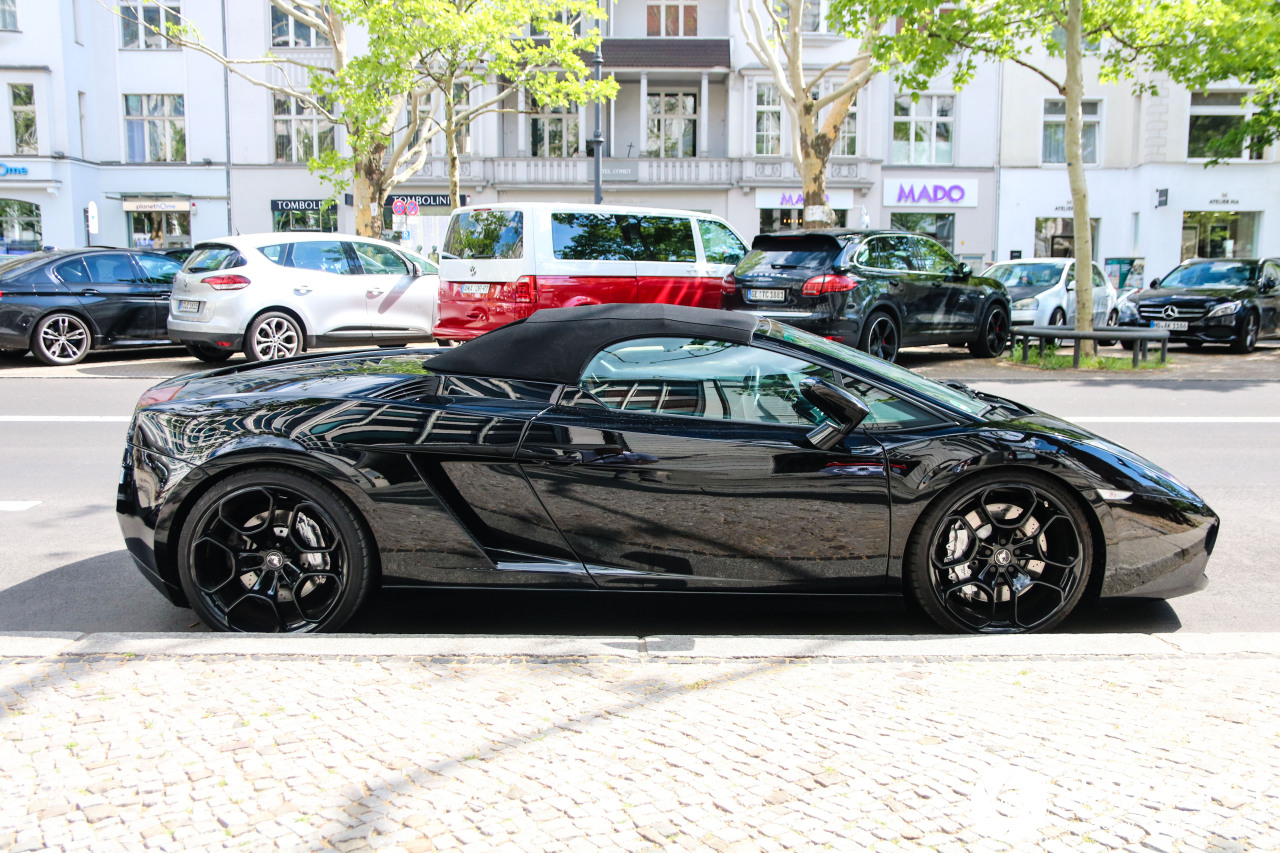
[1149,277,1161,289]
[799,377,870,451]
[957,262,972,280]
[1261,277,1277,293]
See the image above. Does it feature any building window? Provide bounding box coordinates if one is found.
[776,0,822,32]
[271,3,330,48]
[78,92,89,159]
[1181,211,1258,260]
[532,8,583,36]
[647,2,696,36]
[1042,99,1098,164]
[0,0,17,30]
[890,212,954,251]
[130,210,190,250]
[1034,216,1100,259]
[121,1,181,50]
[759,208,846,233]
[1188,92,1264,160]
[836,101,857,156]
[124,94,186,163]
[647,92,697,158]
[754,83,781,156]
[893,94,953,165]
[10,84,36,155]
[274,94,334,163]
[531,101,579,158]
[274,207,336,233]
[0,199,41,253]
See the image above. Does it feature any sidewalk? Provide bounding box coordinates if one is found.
[3,632,1278,853]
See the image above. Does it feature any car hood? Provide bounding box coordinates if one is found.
[1133,286,1249,303]
[1006,284,1054,301]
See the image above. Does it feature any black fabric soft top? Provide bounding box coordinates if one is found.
[427,304,760,386]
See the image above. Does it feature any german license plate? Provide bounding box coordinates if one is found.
[1152,320,1188,331]
[461,283,490,296]
[748,289,787,302]
[177,300,201,313]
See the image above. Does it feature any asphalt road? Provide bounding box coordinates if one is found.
[0,364,1276,635]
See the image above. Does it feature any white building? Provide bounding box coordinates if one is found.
[0,0,1272,283]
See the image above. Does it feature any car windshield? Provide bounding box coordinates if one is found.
[1160,261,1256,288]
[984,261,1067,289]
[754,318,990,418]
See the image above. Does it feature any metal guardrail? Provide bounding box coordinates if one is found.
[1012,325,1170,368]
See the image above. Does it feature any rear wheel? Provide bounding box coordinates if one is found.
[968,303,1009,358]
[858,311,900,362]
[1229,311,1260,354]
[245,312,303,362]
[185,343,234,363]
[31,312,92,366]
[177,468,374,633]
[907,472,1093,633]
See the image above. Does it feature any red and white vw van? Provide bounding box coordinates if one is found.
[433,202,748,344]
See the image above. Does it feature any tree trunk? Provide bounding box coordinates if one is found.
[1065,0,1096,357]
[798,99,835,230]
[445,89,461,210]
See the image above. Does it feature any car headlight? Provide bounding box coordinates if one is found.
[1118,300,1140,321]
[1013,297,1038,310]
[1206,300,1242,318]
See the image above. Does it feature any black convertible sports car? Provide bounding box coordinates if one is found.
[118,304,1217,634]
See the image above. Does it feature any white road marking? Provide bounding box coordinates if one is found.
[1067,416,1280,423]
[0,501,41,511]
[0,416,131,422]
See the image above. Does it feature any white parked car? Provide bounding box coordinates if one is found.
[984,257,1119,340]
[167,233,439,362]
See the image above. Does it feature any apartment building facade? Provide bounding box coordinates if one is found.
[1,0,1274,283]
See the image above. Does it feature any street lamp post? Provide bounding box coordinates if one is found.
[590,1,605,204]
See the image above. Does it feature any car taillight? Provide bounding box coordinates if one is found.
[801,274,859,297]
[135,381,187,410]
[514,275,537,303]
[721,273,736,295]
[203,274,251,291]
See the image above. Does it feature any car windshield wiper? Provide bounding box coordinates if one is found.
[438,251,460,260]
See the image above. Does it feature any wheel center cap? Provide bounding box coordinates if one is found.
[993,548,1014,567]
[264,551,285,569]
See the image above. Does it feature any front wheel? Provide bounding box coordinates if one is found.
[858,311,900,362]
[907,472,1093,633]
[185,343,234,363]
[176,468,374,633]
[968,303,1009,358]
[1097,310,1120,347]
[1046,307,1067,348]
[1229,311,1260,354]
[244,312,303,362]
[31,312,92,366]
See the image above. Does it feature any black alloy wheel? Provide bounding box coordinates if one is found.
[968,304,1009,358]
[858,312,900,362]
[185,342,234,363]
[907,473,1093,633]
[32,312,92,366]
[1230,311,1260,354]
[1097,310,1120,348]
[245,312,303,362]
[177,469,373,633]
[1047,307,1067,348]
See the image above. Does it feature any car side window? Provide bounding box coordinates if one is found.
[551,212,631,261]
[632,216,697,263]
[135,253,182,284]
[83,253,141,283]
[288,241,354,275]
[697,220,746,265]
[351,242,409,275]
[860,236,913,271]
[1262,261,1280,284]
[912,237,956,274]
[54,258,90,284]
[1091,265,1109,290]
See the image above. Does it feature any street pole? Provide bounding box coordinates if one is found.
[591,0,604,204]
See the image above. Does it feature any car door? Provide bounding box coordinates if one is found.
[348,240,435,342]
[632,215,707,307]
[539,211,637,309]
[70,252,160,341]
[1259,260,1280,335]
[133,252,183,339]
[282,239,371,344]
[518,336,891,592]
[695,218,747,307]
[855,235,937,341]
[909,236,981,334]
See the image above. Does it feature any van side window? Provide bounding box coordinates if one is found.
[551,213,631,261]
[697,220,746,265]
[443,211,524,260]
[633,216,696,262]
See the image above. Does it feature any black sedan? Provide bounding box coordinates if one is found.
[0,248,183,364]
[118,304,1216,634]
[723,229,1010,362]
[1119,258,1280,352]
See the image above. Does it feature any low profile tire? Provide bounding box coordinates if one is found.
[185,343,234,363]
[31,312,92,366]
[1097,310,1120,347]
[1046,307,1067,348]
[906,471,1094,634]
[176,468,375,633]
[244,312,303,362]
[1229,312,1260,354]
[968,303,1010,358]
[858,311,900,362]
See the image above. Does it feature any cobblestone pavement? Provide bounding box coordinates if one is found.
[2,640,1278,853]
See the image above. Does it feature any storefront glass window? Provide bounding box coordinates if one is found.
[0,198,41,253]
[1180,211,1257,260]
[274,207,337,232]
[1034,217,1100,259]
[130,211,190,249]
[890,212,954,251]
[759,208,847,234]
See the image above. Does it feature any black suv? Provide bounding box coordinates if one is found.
[1119,258,1280,353]
[723,229,1009,362]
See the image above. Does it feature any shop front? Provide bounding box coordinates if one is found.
[383,193,461,255]
[271,199,337,232]
[123,198,191,250]
[881,176,988,265]
[1180,209,1257,261]
[1,159,46,254]
[755,188,856,233]
[1033,214,1100,259]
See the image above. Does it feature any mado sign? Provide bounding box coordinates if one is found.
[883,178,979,208]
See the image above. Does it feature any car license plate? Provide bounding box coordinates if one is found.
[748,289,787,302]
[177,300,201,313]
[1152,320,1188,331]
[461,283,490,296]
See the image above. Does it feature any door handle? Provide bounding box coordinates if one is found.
[294,286,312,294]
[367,288,385,296]
[80,289,100,296]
